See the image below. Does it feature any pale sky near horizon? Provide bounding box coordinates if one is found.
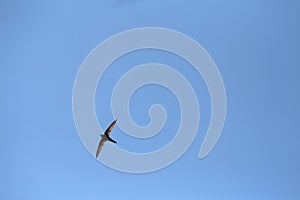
[1,0,300,199]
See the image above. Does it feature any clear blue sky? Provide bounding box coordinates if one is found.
[1,0,299,199]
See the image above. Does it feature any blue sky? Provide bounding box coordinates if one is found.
[1,0,300,199]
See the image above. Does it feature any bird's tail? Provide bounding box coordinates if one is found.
[108,138,117,143]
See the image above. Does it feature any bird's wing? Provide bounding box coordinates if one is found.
[96,138,106,158]
[104,119,117,137]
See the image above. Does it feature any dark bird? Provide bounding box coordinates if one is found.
[96,119,118,158]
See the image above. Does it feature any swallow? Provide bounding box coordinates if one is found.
[96,119,117,158]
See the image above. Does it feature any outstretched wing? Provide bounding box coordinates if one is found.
[96,138,106,158]
[104,119,117,137]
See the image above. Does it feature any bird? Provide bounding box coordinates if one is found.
[96,119,118,158]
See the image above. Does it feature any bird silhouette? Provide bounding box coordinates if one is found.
[96,119,118,158]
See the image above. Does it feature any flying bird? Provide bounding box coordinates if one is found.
[96,119,117,158]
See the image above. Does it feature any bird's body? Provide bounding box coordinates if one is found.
[96,119,117,158]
